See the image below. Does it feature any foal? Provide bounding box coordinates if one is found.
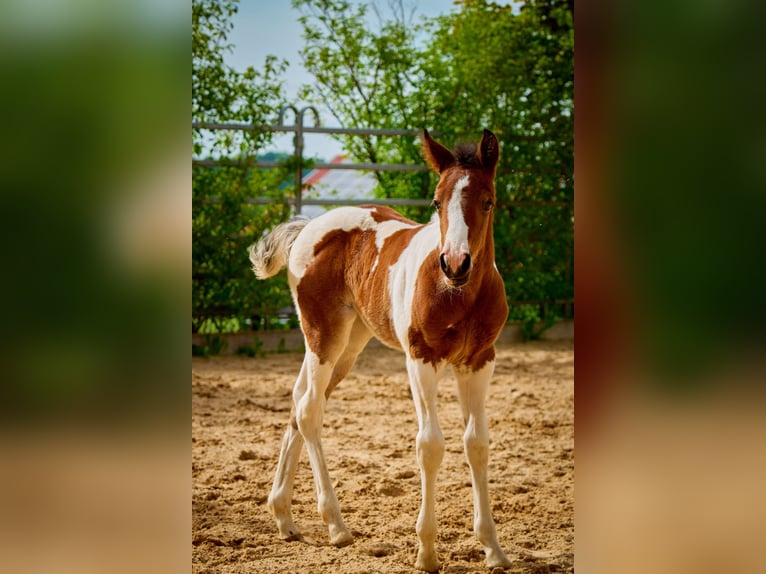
[250,129,511,571]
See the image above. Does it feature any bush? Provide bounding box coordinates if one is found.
[192,162,295,334]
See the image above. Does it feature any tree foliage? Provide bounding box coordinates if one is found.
[192,0,287,153]
[192,0,294,333]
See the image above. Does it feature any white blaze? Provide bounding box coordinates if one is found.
[443,175,470,257]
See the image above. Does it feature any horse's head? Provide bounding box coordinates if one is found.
[421,129,500,288]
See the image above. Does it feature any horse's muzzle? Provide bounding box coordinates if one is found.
[440,252,471,286]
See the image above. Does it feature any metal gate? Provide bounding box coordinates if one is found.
[193,105,433,214]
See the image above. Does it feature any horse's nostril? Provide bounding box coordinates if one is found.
[459,254,471,276]
[440,252,471,282]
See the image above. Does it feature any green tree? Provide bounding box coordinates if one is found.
[193,0,287,154]
[192,0,295,334]
[295,0,432,218]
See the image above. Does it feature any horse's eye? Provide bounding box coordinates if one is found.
[483,200,494,212]
[432,200,442,211]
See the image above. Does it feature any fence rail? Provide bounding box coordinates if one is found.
[193,158,428,172]
[193,121,428,137]
[193,106,441,212]
[201,196,433,207]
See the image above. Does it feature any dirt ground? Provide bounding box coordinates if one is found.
[192,340,573,573]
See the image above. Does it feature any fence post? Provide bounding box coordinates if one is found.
[278,105,320,215]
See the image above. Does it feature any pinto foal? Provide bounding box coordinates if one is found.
[250,129,511,571]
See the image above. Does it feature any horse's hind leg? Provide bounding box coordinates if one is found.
[268,317,371,542]
[325,317,372,397]
[295,310,364,546]
[268,359,308,541]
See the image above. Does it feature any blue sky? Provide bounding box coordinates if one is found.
[224,1,460,159]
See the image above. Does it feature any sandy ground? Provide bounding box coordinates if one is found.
[192,340,573,573]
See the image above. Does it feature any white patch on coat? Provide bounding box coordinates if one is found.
[370,219,418,273]
[387,220,441,349]
[289,207,375,279]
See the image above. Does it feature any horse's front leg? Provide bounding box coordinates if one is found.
[406,357,445,572]
[455,360,512,569]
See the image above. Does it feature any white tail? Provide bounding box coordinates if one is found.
[249,218,309,279]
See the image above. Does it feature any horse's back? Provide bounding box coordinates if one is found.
[287,206,375,280]
[288,206,420,278]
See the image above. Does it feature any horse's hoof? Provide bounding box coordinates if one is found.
[486,548,512,569]
[282,531,304,542]
[415,551,441,572]
[329,527,354,547]
[274,520,303,542]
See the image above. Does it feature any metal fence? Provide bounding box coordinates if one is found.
[193,105,433,214]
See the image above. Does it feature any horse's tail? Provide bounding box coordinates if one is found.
[249,217,310,279]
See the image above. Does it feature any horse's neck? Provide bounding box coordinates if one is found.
[485,219,496,264]
[472,221,497,279]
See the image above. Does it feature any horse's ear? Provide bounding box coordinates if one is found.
[420,129,455,173]
[478,129,500,176]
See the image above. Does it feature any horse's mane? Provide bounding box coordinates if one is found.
[453,142,481,168]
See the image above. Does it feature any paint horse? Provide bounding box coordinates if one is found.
[250,129,511,572]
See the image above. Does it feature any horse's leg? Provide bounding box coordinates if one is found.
[268,317,370,543]
[406,357,445,572]
[295,312,359,547]
[454,360,512,569]
[325,317,372,398]
[268,358,307,541]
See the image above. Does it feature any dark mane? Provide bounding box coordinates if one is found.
[453,142,481,168]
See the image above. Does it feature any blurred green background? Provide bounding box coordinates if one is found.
[0,3,189,574]
[579,0,766,395]
[577,2,766,573]
[0,2,188,424]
